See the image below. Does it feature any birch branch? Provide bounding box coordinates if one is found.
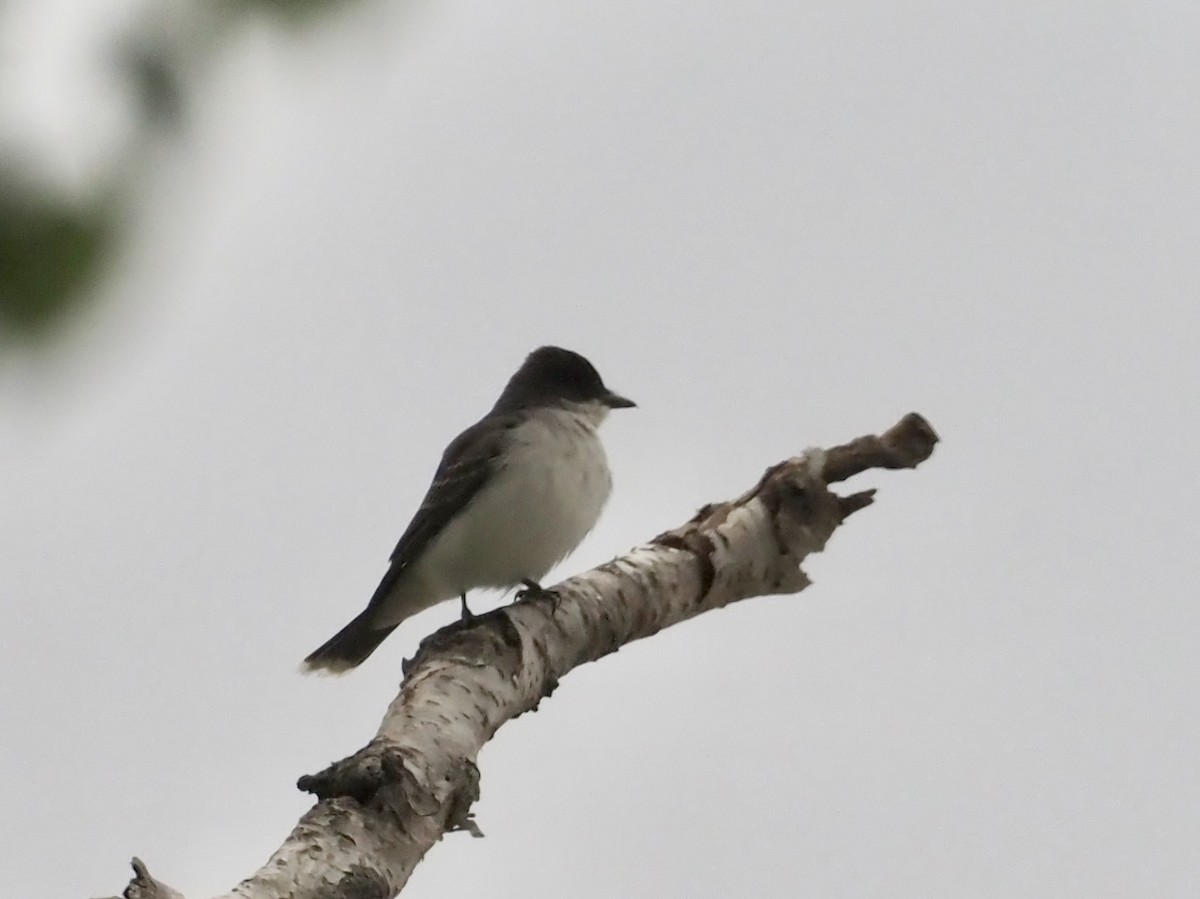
[104,412,938,899]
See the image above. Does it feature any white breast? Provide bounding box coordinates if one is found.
[407,404,614,605]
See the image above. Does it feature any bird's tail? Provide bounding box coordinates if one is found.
[301,608,398,675]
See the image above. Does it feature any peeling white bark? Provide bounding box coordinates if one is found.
[103,413,938,899]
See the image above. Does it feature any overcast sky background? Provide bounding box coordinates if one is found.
[2,2,1198,897]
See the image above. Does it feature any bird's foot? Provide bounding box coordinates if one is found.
[458,594,476,622]
[517,578,560,612]
[517,578,545,597]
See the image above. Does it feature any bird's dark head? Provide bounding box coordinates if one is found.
[494,346,636,414]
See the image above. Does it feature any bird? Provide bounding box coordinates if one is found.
[301,346,635,674]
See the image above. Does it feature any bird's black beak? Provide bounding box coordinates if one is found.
[603,391,637,409]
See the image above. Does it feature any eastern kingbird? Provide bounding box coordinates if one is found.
[302,346,635,674]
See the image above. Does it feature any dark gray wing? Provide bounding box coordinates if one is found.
[363,413,515,612]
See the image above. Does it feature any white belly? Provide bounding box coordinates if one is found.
[404,409,613,607]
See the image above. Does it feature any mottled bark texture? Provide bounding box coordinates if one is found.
[105,413,938,899]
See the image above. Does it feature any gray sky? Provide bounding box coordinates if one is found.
[2,2,1198,897]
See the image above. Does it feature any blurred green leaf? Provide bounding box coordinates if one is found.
[0,0,355,346]
[218,0,342,26]
[124,40,185,127]
[0,189,113,339]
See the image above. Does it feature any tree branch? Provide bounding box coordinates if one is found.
[105,412,938,899]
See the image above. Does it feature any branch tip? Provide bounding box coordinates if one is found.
[822,412,939,483]
[881,412,940,467]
